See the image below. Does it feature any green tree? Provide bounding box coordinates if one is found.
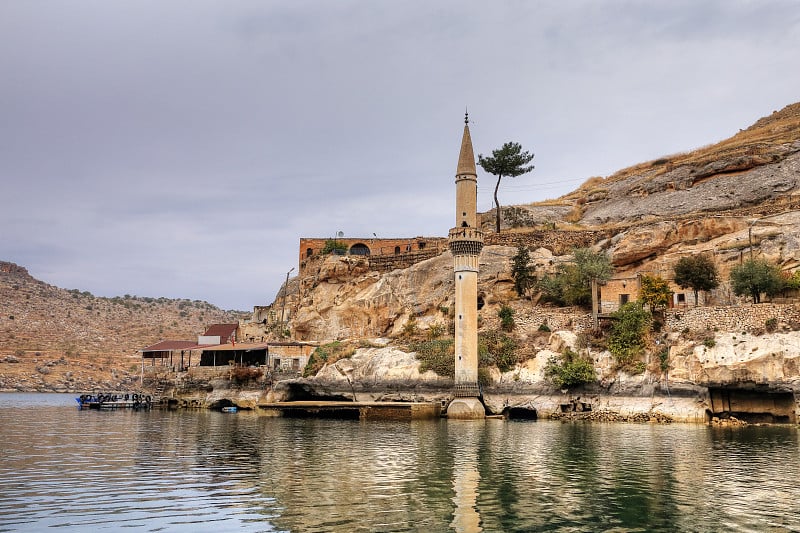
[321,239,348,255]
[511,245,534,297]
[608,302,652,368]
[730,258,783,303]
[673,255,720,306]
[537,248,613,308]
[477,142,535,233]
[638,274,672,312]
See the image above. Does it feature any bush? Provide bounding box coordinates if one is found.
[231,367,262,382]
[411,339,454,377]
[427,322,445,339]
[703,337,716,348]
[402,316,419,338]
[765,317,778,332]
[498,305,515,332]
[658,347,670,373]
[538,323,551,332]
[478,331,519,372]
[477,367,493,386]
[545,348,596,388]
[608,302,652,369]
[321,239,348,255]
[303,341,356,377]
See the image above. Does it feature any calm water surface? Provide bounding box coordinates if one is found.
[1,393,799,532]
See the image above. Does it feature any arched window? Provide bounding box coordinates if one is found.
[349,243,371,256]
[394,246,401,255]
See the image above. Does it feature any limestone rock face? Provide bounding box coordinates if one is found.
[290,247,515,342]
[315,346,444,385]
[670,331,800,386]
[609,218,747,266]
[580,146,800,226]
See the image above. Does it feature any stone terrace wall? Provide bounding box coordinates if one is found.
[666,303,800,334]
[484,229,614,255]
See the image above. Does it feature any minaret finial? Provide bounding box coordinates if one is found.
[464,107,469,125]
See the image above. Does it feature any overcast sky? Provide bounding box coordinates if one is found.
[2,1,799,310]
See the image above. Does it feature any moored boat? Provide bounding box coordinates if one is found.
[75,392,153,410]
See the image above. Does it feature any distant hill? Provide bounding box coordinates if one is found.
[0,261,244,391]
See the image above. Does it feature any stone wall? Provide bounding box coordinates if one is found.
[299,236,446,271]
[484,229,613,255]
[665,303,800,333]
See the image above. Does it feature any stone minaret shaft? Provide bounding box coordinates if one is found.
[448,114,484,398]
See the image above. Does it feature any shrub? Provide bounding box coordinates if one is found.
[545,348,596,388]
[303,341,356,377]
[498,305,515,332]
[703,337,716,348]
[765,317,778,332]
[658,347,670,373]
[411,339,454,377]
[478,330,519,372]
[231,367,262,382]
[402,316,419,338]
[538,323,551,332]
[477,367,493,386]
[427,322,445,339]
[321,239,348,255]
[608,302,652,369]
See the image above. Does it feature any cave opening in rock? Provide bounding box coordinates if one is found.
[506,406,538,420]
[707,387,796,424]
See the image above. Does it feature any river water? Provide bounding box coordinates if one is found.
[1,393,799,532]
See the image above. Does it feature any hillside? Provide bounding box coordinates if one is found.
[502,101,800,228]
[284,102,800,342]
[0,261,243,391]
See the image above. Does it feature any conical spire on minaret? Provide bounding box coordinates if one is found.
[456,110,477,178]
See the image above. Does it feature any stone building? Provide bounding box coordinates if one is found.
[298,236,446,273]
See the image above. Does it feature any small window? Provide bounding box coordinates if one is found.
[677,293,686,303]
[418,242,426,250]
[620,294,629,306]
[394,246,401,255]
[306,248,313,258]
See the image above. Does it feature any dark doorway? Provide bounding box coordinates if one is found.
[349,243,371,256]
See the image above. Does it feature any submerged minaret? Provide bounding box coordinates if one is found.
[447,112,485,419]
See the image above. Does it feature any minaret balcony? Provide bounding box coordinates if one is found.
[448,227,484,256]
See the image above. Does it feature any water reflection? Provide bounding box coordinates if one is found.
[2,394,800,532]
[448,421,483,533]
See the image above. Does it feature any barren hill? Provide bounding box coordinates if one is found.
[0,261,241,391]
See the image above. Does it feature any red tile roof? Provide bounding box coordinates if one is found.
[202,323,239,339]
[141,340,200,352]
